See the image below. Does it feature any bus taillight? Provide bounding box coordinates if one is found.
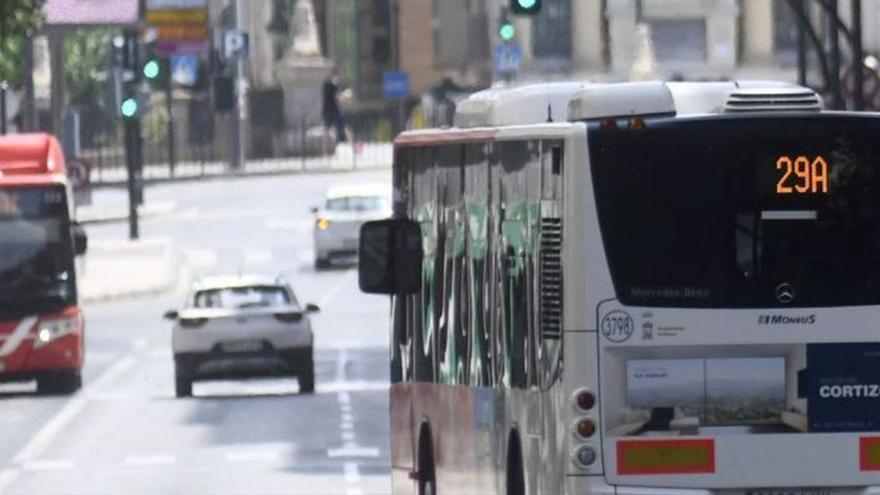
[576,419,596,439]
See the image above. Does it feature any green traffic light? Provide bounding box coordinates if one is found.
[500,23,516,41]
[143,59,160,80]
[517,0,537,8]
[121,97,138,118]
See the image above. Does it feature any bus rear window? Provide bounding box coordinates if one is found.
[590,115,880,308]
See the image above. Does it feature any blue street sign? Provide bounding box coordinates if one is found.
[494,43,523,74]
[383,71,411,100]
[171,54,199,87]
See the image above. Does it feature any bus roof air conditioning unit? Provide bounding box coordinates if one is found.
[454,82,593,128]
[723,87,822,113]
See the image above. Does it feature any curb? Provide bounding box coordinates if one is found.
[78,238,180,304]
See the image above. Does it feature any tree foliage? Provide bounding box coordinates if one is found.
[0,0,45,88]
[64,29,112,106]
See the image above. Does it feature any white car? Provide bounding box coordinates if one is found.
[312,184,392,269]
[165,275,319,397]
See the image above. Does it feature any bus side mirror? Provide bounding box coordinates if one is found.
[72,222,88,256]
[358,219,422,295]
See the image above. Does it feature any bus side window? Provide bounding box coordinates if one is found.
[411,145,437,384]
[464,142,491,387]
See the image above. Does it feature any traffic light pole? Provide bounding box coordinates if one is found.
[123,30,142,240]
[230,0,245,171]
[166,84,176,177]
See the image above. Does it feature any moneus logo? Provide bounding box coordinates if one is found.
[819,384,880,399]
[757,314,816,325]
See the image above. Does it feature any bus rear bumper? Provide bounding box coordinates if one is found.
[566,477,880,494]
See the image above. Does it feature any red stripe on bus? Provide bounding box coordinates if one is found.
[617,438,715,475]
[859,437,880,471]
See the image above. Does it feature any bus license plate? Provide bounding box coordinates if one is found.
[221,340,263,353]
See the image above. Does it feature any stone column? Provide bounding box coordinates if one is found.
[705,0,739,70]
[606,0,638,74]
[741,0,773,64]
[572,0,604,72]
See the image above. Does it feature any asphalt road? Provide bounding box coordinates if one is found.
[0,169,394,495]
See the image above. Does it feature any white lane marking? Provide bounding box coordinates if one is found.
[340,420,354,430]
[318,380,389,394]
[243,248,274,266]
[225,450,280,463]
[341,431,356,443]
[0,355,139,495]
[320,270,356,306]
[131,337,149,353]
[344,462,360,484]
[328,446,380,458]
[337,391,351,405]
[11,399,87,466]
[88,355,137,392]
[22,460,74,472]
[341,412,354,423]
[124,454,176,467]
[183,248,218,268]
[0,316,37,357]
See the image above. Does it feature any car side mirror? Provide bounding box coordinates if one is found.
[358,219,422,295]
[305,303,320,313]
[164,309,179,320]
[310,206,319,214]
[72,221,88,256]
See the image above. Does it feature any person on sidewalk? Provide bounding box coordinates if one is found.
[322,68,353,154]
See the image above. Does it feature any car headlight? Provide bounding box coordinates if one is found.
[34,315,80,349]
[316,218,331,230]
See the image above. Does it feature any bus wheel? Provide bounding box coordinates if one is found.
[507,434,525,495]
[37,370,81,395]
[418,429,436,495]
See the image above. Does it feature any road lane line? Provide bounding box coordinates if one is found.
[22,460,74,472]
[0,354,139,495]
[341,412,354,423]
[124,454,176,467]
[225,450,280,463]
[344,462,360,483]
[329,446,380,458]
[320,270,356,307]
[243,248,274,266]
[341,431,356,443]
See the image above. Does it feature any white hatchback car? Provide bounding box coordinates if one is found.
[312,184,392,269]
[165,275,319,397]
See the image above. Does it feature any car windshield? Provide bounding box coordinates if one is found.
[0,186,75,315]
[325,195,388,212]
[192,285,294,309]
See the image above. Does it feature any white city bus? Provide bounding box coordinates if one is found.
[359,80,880,494]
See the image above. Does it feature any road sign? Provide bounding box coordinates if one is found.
[171,54,199,86]
[494,43,523,75]
[383,71,411,100]
[224,30,250,60]
[145,0,208,56]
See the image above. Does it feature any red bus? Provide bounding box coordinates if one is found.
[0,133,87,395]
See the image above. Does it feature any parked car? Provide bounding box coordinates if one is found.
[312,183,392,269]
[165,275,319,397]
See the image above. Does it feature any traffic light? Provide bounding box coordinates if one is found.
[120,96,139,118]
[510,0,542,14]
[499,21,516,41]
[499,7,516,41]
[142,56,170,88]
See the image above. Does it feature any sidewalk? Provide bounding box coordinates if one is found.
[76,237,179,304]
[88,142,393,187]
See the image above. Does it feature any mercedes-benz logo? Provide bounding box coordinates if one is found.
[775,283,796,304]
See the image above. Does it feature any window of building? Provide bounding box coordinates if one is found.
[532,0,573,71]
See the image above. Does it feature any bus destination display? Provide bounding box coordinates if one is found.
[774,155,829,195]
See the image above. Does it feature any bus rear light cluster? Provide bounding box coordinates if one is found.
[575,390,595,411]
